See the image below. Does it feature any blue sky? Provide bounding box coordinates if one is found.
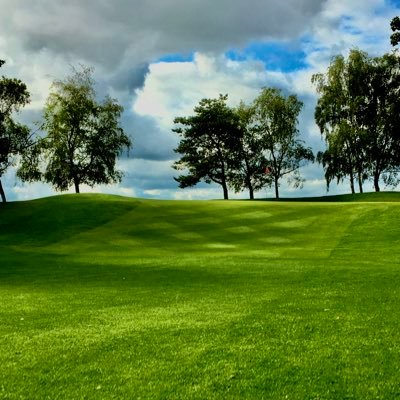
[158,42,309,73]
[1,0,400,200]
[226,42,309,72]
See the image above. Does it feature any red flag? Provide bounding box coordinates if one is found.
[264,166,271,175]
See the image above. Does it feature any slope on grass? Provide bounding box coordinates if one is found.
[1,193,400,399]
[259,191,400,202]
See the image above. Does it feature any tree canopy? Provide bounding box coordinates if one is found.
[390,16,400,46]
[313,49,400,193]
[312,51,368,193]
[23,66,132,194]
[0,60,31,203]
[251,88,314,199]
[173,94,242,200]
[228,101,270,200]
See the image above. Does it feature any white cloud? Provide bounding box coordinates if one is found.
[0,0,326,69]
[134,53,290,128]
[305,0,396,70]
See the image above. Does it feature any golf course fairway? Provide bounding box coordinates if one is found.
[1,193,400,399]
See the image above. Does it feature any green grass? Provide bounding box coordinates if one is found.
[259,191,400,202]
[1,192,400,399]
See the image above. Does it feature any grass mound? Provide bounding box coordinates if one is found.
[1,193,400,399]
[261,190,400,202]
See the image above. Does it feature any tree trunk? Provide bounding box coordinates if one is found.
[244,158,254,200]
[373,158,381,192]
[274,176,279,199]
[73,177,80,194]
[358,173,363,194]
[0,179,6,203]
[219,158,228,199]
[222,182,229,200]
[349,170,355,194]
[374,172,380,192]
[249,186,254,200]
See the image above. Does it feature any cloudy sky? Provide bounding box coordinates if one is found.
[1,0,400,200]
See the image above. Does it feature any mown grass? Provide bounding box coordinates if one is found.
[260,191,400,202]
[1,193,400,399]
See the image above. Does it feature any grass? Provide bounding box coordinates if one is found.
[259,191,400,202]
[1,192,400,399]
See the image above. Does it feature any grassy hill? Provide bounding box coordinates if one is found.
[260,191,400,202]
[1,193,400,399]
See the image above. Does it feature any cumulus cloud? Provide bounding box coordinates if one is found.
[0,1,327,111]
[1,1,326,66]
[305,0,397,69]
[134,54,270,127]
[133,52,323,148]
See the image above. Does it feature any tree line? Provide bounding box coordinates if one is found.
[173,18,400,198]
[1,17,400,202]
[173,90,313,199]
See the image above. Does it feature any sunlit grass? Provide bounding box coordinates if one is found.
[1,193,400,399]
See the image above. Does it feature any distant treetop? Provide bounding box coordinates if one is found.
[390,16,400,46]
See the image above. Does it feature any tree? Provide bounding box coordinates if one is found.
[173,95,242,200]
[26,66,131,193]
[313,49,400,193]
[390,16,400,46]
[360,52,400,191]
[312,50,370,194]
[228,101,270,199]
[0,60,31,203]
[251,88,314,199]
[316,125,368,192]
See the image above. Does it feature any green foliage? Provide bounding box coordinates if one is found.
[173,94,242,199]
[312,50,369,194]
[362,52,400,191]
[173,90,314,200]
[1,194,400,398]
[312,49,400,193]
[251,87,314,199]
[26,66,131,193]
[390,16,400,46]
[228,101,271,199]
[0,60,31,202]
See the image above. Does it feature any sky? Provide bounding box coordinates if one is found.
[1,0,400,201]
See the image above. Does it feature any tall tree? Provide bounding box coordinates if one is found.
[316,125,368,193]
[26,66,131,193]
[312,50,369,194]
[173,95,242,200]
[0,60,31,203]
[361,52,400,191]
[229,101,270,200]
[313,49,400,193]
[251,88,314,199]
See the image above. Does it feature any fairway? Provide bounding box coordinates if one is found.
[1,194,400,399]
